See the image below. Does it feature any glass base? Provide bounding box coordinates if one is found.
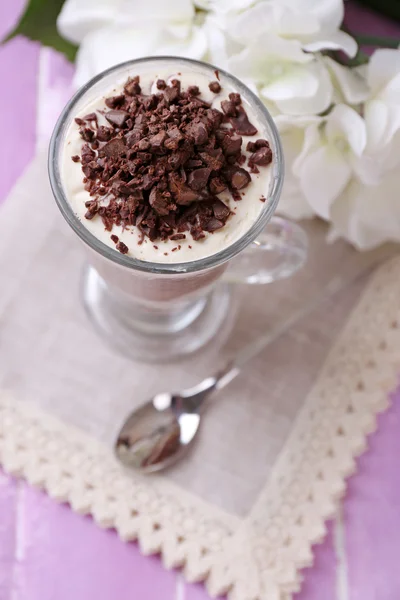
[81,266,235,363]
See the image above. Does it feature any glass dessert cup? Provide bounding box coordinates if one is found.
[49,56,307,363]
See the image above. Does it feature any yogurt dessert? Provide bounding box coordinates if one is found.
[61,64,273,265]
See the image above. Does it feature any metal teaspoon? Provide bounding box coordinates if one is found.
[114,264,375,474]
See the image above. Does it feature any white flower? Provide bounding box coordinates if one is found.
[229,34,333,116]
[229,0,357,57]
[329,154,400,250]
[276,116,322,219]
[328,49,400,187]
[289,104,367,220]
[323,56,369,105]
[58,0,208,87]
[364,48,400,151]
[201,12,243,69]
[72,25,208,88]
[194,0,255,13]
[58,0,195,45]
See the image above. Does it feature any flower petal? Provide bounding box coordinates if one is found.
[261,64,320,101]
[303,30,357,57]
[381,71,400,107]
[274,61,332,116]
[278,177,316,219]
[367,48,400,94]
[195,0,254,12]
[230,3,320,45]
[295,0,344,30]
[274,114,323,132]
[292,123,322,176]
[299,145,351,219]
[229,34,312,82]
[324,56,369,104]
[115,0,194,25]
[278,128,317,219]
[331,168,400,249]
[58,0,195,45]
[73,25,207,88]
[278,0,344,30]
[57,0,117,44]
[277,9,320,37]
[325,104,367,156]
[229,3,275,44]
[203,13,241,69]
[365,99,389,149]
[351,153,385,186]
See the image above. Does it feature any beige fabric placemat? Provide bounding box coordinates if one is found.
[1,152,399,599]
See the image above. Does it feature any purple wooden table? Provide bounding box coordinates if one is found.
[1,2,400,599]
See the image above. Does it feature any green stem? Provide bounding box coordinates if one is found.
[353,34,400,49]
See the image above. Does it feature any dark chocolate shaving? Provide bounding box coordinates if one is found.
[223,166,251,190]
[209,81,221,93]
[102,137,126,158]
[105,110,129,127]
[249,146,272,166]
[230,106,258,136]
[72,74,272,244]
[116,241,129,254]
[188,168,211,190]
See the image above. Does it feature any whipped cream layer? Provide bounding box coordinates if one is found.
[61,62,273,264]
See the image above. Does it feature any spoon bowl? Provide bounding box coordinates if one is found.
[115,388,209,473]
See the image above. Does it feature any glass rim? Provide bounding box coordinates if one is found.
[48,55,284,275]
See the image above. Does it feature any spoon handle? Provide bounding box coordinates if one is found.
[214,301,316,392]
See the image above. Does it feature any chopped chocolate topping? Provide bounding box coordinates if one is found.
[79,127,95,142]
[84,200,98,219]
[186,121,208,145]
[255,139,270,149]
[72,74,272,244]
[211,198,230,220]
[209,81,221,93]
[124,76,141,96]
[230,106,258,136]
[204,218,224,232]
[81,113,97,125]
[221,100,237,117]
[105,95,125,109]
[102,137,126,158]
[199,150,224,171]
[187,85,200,96]
[220,132,242,156]
[96,125,113,142]
[164,85,179,104]
[149,187,171,216]
[209,176,227,195]
[223,166,251,190]
[116,241,129,254]
[229,93,241,105]
[188,168,211,190]
[249,145,272,166]
[214,69,220,81]
[105,110,129,128]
